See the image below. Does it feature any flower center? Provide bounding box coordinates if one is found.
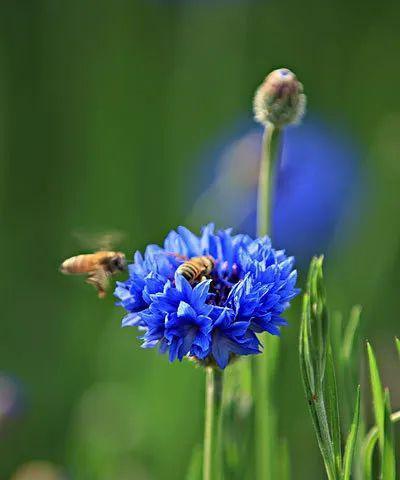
[206,263,241,307]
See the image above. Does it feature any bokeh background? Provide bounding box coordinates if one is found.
[1,1,399,478]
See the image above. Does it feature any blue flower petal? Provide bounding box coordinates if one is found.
[114,225,299,368]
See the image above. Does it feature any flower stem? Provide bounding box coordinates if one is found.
[254,122,281,480]
[203,367,224,480]
[257,123,278,237]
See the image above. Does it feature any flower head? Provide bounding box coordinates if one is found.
[253,68,306,127]
[115,225,299,369]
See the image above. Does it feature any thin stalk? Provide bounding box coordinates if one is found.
[203,367,224,480]
[257,123,278,237]
[254,122,281,480]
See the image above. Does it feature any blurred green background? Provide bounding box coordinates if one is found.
[0,1,399,478]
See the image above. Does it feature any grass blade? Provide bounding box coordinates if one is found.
[395,337,400,359]
[363,411,400,480]
[382,389,396,480]
[342,306,362,361]
[342,386,361,480]
[341,307,362,431]
[277,438,291,480]
[308,256,329,387]
[366,342,384,457]
[186,445,203,480]
[299,294,316,393]
[325,344,342,474]
[363,425,377,480]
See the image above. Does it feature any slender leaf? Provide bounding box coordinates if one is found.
[300,294,316,393]
[330,311,343,363]
[342,386,361,480]
[340,307,362,435]
[382,389,396,480]
[366,342,385,457]
[353,412,366,480]
[308,256,329,387]
[325,344,342,474]
[395,337,400,359]
[186,445,202,480]
[342,306,362,361]
[363,411,400,480]
[363,425,377,480]
[277,438,291,480]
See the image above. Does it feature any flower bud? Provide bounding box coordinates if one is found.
[253,68,306,127]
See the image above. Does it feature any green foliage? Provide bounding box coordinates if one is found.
[221,358,253,480]
[363,411,400,480]
[396,337,400,359]
[342,386,361,480]
[186,445,202,480]
[325,345,342,474]
[277,438,291,480]
[300,257,362,480]
[382,390,396,480]
[342,306,362,363]
[366,342,385,458]
[300,256,339,480]
[364,344,398,480]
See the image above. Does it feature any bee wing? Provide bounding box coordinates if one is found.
[166,252,188,262]
[73,230,126,251]
[86,267,111,298]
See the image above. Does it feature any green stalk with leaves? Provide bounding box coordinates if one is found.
[299,257,361,480]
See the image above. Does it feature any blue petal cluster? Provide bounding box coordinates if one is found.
[115,225,299,369]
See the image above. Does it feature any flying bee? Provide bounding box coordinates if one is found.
[176,255,215,284]
[60,231,126,298]
[60,251,126,298]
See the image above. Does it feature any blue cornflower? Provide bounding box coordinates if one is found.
[190,116,364,265]
[114,225,299,369]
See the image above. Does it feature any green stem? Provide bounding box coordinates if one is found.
[314,394,338,480]
[257,123,279,237]
[203,367,224,480]
[254,122,281,480]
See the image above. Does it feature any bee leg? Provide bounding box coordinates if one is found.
[201,275,207,282]
[86,269,108,298]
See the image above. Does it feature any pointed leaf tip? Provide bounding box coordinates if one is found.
[342,386,361,480]
[395,337,400,359]
[366,342,385,458]
[382,389,396,480]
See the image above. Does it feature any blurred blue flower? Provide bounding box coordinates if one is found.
[0,373,26,431]
[189,116,364,264]
[115,225,299,369]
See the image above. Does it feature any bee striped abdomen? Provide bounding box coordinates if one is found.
[178,261,198,282]
[60,254,94,274]
[176,256,215,284]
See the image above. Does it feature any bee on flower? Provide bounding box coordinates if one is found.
[114,225,299,369]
